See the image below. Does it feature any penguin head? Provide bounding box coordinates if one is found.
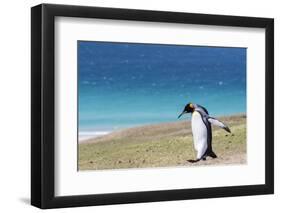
[178,103,195,118]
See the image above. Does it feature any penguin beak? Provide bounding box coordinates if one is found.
[178,111,186,119]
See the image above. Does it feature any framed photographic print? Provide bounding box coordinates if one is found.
[31,3,274,209]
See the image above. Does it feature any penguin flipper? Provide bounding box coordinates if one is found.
[208,117,231,133]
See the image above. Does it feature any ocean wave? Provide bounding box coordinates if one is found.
[79,131,110,141]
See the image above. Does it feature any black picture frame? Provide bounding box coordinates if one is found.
[31,3,274,209]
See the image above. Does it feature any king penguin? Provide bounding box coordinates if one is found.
[178,103,231,163]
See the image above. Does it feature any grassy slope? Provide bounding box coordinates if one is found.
[79,115,246,170]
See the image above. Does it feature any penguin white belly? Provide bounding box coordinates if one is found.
[191,111,208,159]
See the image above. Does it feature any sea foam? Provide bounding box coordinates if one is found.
[79,131,110,142]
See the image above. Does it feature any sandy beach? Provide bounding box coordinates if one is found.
[79,114,246,170]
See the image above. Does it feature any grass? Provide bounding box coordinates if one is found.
[78,114,246,170]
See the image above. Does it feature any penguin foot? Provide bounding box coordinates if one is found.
[202,157,206,161]
[187,159,199,163]
[209,151,217,159]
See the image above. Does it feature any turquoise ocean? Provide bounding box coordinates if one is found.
[78,41,246,140]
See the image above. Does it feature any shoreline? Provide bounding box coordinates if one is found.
[79,131,111,142]
[79,113,246,144]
